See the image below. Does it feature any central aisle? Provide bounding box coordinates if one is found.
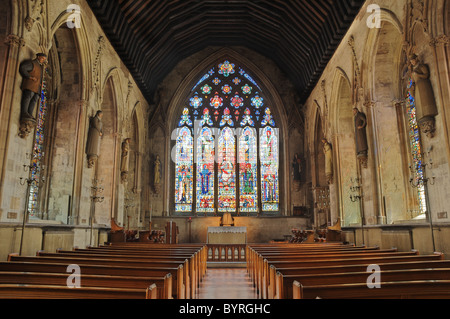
[196,268,258,299]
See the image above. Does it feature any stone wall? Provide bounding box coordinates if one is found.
[0,0,448,257]
[343,224,450,257]
[0,0,149,255]
[303,0,450,228]
[150,216,311,244]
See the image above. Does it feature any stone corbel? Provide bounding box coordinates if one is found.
[25,0,44,32]
[4,34,26,48]
[18,118,37,139]
[418,116,436,138]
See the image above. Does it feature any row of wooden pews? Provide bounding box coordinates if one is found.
[0,242,207,299]
[247,243,450,299]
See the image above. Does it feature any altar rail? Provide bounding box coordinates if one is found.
[207,244,247,262]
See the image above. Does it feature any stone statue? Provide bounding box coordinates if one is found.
[322,139,333,184]
[18,53,47,138]
[353,108,368,168]
[292,153,302,181]
[409,54,438,138]
[120,138,131,183]
[153,155,161,194]
[86,110,103,168]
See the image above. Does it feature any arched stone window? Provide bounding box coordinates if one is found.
[174,60,279,216]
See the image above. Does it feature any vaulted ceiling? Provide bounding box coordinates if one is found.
[88,0,365,105]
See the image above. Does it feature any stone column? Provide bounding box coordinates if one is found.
[429,35,450,170]
[0,34,25,219]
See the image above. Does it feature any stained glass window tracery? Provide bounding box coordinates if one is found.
[28,77,48,218]
[175,60,279,215]
[196,127,215,213]
[175,127,194,212]
[218,127,236,213]
[406,78,427,215]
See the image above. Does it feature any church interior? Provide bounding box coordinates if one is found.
[0,0,449,300]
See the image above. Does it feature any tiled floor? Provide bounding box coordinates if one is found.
[196,268,258,299]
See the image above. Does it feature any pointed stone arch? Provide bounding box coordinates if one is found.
[43,20,86,223]
[330,68,361,227]
[95,72,120,224]
[364,12,412,224]
[166,47,289,215]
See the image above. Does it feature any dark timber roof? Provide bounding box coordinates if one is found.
[88,0,365,104]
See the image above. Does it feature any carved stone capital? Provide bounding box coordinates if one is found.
[392,99,406,108]
[429,35,449,47]
[4,34,25,47]
[364,100,377,109]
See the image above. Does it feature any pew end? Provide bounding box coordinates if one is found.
[292,281,302,299]
[7,253,19,262]
[148,283,158,299]
[434,252,444,259]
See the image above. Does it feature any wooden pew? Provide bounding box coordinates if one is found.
[0,271,172,299]
[8,244,207,299]
[84,244,208,289]
[261,253,444,298]
[94,244,208,284]
[293,280,450,299]
[65,246,206,296]
[0,283,157,299]
[252,249,424,298]
[31,252,192,298]
[246,244,380,282]
[0,260,185,299]
[1,243,206,299]
[277,265,450,299]
[256,250,418,293]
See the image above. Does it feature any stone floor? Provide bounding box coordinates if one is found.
[196,268,258,299]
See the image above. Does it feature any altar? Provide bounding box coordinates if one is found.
[207,227,247,245]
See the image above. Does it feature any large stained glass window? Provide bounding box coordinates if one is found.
[260,126,279,211]
[406,78,427,215]
[175,60,279,215]
[175,127,194,212]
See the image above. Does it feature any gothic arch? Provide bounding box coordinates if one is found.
[330,68,360,227]
[43,25,85,223]
[364,16,412,224]
[49,8,91,101]
[96,74,120,223]
[167,48,288,132]
[166,48,289,215]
